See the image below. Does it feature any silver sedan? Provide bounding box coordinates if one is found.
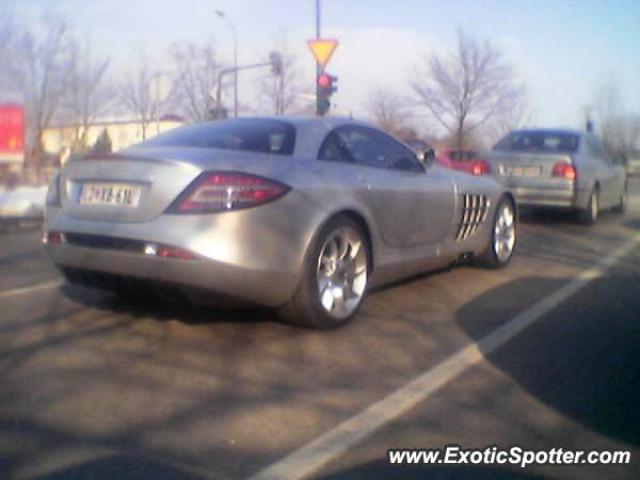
[487,129,627,224]
[44,117,516,328]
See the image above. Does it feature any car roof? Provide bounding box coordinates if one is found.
[246,115,376,130]
[245,116,382,157]
[509,127,586,137]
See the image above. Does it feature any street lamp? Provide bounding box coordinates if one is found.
[215,9,238,117]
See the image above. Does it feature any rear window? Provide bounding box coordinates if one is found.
[493,131,579,154]
[448,150,478,161]
[137,119,296,155]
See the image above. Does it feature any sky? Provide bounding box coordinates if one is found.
[5,0,640,132]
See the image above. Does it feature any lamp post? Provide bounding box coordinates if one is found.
[215,10,238,117]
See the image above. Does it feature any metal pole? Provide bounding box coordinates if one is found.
[315,0,321,116]
[231,21,238,117]
[155,75,160,134]
[215,10,238,117]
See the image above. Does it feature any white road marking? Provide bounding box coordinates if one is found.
[0,280,63,300]
[249,232,640,480]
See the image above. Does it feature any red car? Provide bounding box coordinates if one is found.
[436,148,491,176]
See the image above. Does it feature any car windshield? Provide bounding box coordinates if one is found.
[137,119,296,155]
[493,131,579,153]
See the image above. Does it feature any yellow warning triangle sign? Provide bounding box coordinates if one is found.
[307,39,339,69]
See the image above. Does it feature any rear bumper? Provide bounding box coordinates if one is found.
[47,242,298,306]
[509,184,589,210]
[43,192,326,307]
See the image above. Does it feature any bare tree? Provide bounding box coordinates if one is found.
[119,61,154,140]
[595,84,640,157]
[0,13,14,93]
[411,30,526,148]
[484,92,531,146]
[365,89,409,136]
[17,19,70,162]
[256,38,305,115]
[63,37,112,152]
[168,42,221,121]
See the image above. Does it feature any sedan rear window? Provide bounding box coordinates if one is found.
[493,131,579,154]
[448,150,478,161]
[136,119,296,155]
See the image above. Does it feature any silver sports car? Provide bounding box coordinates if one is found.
[488,128,627,224]
[44,117,516,328]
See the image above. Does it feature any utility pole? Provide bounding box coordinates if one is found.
[215,10,238,117]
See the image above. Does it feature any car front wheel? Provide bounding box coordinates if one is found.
[612,183,627,214]
[279,215,369,329]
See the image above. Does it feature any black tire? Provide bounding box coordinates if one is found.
[279,215,370,329]
[475,196,517,269]
[612,183,627,214]
[578,187,599,225]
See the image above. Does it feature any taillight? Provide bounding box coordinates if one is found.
[168,172,291,214]
[144,243,198,260]
[552,162,577,180]
[43,231,65,244]
[471,160,491,176]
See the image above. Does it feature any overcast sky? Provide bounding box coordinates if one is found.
[6,0,640,131]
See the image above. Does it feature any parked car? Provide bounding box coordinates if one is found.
[437,148,491,176]
[487,129,627,224]
[44,117,516,329]
[626,151,640,177]
[0,184,47,223]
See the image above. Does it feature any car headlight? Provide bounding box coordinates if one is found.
[46,173,61,206]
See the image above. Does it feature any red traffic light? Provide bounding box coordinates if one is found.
[317,73,332,88]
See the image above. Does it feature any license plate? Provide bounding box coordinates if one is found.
[500,166,542,177]
[79,183,142,207]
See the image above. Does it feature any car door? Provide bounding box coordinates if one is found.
[330,125,455,247]
[586,134,623,207]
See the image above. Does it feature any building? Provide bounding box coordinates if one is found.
[0,104,25,172]
[42,115,185,163]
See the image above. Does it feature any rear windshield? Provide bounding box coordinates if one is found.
[448,150,478,161]
[137,119,296,155]
[493,131,579,154]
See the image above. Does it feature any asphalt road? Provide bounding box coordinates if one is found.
[1,180,639,480]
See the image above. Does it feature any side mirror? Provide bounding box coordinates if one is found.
[418,148,435,167]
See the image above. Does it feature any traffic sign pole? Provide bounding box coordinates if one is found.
[316,0,321,116]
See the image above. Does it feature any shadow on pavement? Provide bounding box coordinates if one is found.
[519,207,581,227]
[456,272,640,448]
[315,460,545,480]
[36,454,204,480]
[61,283,274,326]
[623,217,640,230]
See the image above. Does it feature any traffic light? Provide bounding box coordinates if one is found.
[317,72,338,116]
[269,51,282,76]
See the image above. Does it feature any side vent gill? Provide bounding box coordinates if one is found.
[456,194,490,241]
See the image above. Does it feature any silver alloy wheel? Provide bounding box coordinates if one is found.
[316,226,368,319]
[494,202,516,263]
[591,190,599,220]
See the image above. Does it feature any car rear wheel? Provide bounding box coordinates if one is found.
[475,197,516,269]
[578,187,599,224]
[279,215,369,329]
[612,183,627,214]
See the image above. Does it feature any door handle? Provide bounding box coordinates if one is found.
[357,176,372,190]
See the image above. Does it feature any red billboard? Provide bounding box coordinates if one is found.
[0,104,25,165]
